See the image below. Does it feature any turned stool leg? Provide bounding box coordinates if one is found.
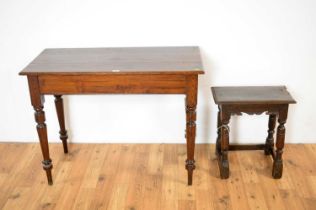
[264,114,276,155]
[272,106,288,178]
[218,109,230,179]
[54,95,69,153]
[215,109,221,156]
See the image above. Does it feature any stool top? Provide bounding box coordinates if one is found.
[211,86,296,105]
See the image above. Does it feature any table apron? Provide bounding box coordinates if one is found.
[38,74,188,94]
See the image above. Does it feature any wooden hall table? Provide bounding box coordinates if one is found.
[19,46,204,185]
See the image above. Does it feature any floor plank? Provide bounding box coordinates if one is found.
[0,143,315,210]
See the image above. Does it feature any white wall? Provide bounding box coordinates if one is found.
[0,0,315,143]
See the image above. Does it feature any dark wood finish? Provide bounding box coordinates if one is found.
[219,109,230,179]
[27,76,53,185]
[20,47,204,185]
[185,75,197,185]
[54,95,68,153]
[38,74,187,94]
[264,114,277,155]
[211,86,296,179]
[211,86,296,104]
[272,105,288,178]
[229,144,266,151]
[19,47,203,75]
[215,110,221,156]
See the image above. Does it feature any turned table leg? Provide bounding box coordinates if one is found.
[218,109,230,179]
[272,106,288,178]
[215,108,221,156]
[54,95,69,153]
[185,75,197,185]
[28,76,53,185]
[264,114,277,155]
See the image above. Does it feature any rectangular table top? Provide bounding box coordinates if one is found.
[19,46,204,75]
[211,86,296,105]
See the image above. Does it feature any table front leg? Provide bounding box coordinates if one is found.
[54,95,69,153]
[34,104,53,185]
[185,75,197,185]
[27,76,53,185]
[272,106,288,178]
[28,76,53,185]
[218,109,230,179]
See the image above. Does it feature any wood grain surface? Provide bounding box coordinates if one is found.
[0,143,315,210]
[211,86,296,104]
[38,74,187,94]
[19,47,204,75]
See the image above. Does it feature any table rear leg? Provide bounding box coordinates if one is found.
[54,95,69,153]
[264,114,276,155]
[215,108,221,156]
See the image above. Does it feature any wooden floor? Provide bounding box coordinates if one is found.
[0,143,316,210]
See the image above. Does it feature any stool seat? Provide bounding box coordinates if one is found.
[212,86,296,105]
[211,86,296,179]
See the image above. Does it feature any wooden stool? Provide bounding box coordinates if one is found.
[211,86,296,179]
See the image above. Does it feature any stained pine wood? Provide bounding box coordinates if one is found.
[0,143,316,210]
[19,47,203,75]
